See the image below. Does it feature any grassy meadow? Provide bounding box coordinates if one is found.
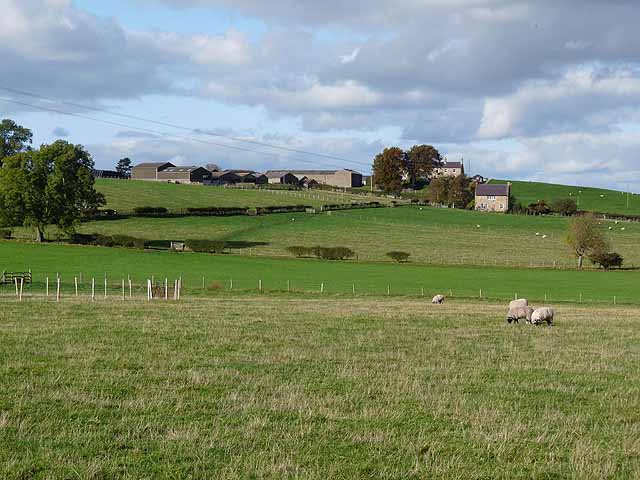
[1,296,639,478]
[16,204,640,269]
[491,179,640,216]
[2,241,640,304]
[95,179,375,212]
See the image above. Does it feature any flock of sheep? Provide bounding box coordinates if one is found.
[431,295,554,326]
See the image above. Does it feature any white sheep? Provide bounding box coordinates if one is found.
[509,299,528,309]
[432,294,445,305]
[531,307,554,325]
[506,306,534,324]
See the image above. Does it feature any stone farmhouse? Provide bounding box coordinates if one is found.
[433,160,463,177]
[475,183,510,213]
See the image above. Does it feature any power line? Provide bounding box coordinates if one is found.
[0,96,356,170]
[0,85,371,168]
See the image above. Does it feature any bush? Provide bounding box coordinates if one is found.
[186,207,249,216]
[590,252,624,270]
[0,228,12,239]
[386,251,410,263]
[286,246,313,258]
[133,206,168,216]
[552,198,578,216]
[185,239,226,253]
[315,246,355,260]
[69,233,146,249]
[527,200,551,215]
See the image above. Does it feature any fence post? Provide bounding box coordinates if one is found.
[321,282,324,294]
[129,279,132,299]
[352,283,356,295]
[14,278,19,299]
[259,279,262,292]
[46,277,49,298]
[75,277,78,297]
[56,277,60,302]
[122,279,125,301]
[387,285,390,296]
[19,278,24,301]
[614,296,617,305]
[421,287,424,297]
[287,280,290,292]
[230,279,233,291]
[580,292,582,303]
[104,275,108,299]
[91,278,95,301]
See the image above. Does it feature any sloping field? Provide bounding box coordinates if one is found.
[95,179,375,211]
[491,179,640,216]
[2,241,639,304]
[69,205,640,268]
[1,296,639,478]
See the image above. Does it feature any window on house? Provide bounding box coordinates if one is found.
[488,195,496,200]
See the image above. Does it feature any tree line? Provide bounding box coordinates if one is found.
[0,119,104,241]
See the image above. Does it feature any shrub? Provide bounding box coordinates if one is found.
[590,252,624,270]
[386,251,410,263]
[527,200,551,216]
[133,206,168,216]
[0,228,12,239]
[552,198,578,216]
[185,239,226,253]
[286,246,312,258]
[315,246,355,260]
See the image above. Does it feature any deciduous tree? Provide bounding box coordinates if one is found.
[0,141,104,242]
[405,145,442,189]
[0,119,33,166]
[566,214,609,269]
[372,147,405,194]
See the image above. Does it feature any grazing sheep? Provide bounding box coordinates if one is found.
[506,306,534,324]
[509,299,528,309]
[531,307,554,325]
[432,294,445,304]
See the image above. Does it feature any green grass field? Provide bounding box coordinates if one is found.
[16,204,638,269]
[2,241,639,304]
[491,179,640,216]
[95,179,377,211]
[2,296,639,478]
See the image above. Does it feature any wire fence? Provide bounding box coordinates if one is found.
[1,272,635,307]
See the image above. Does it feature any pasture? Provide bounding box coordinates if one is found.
[491,179,640,216]
[1,296,639,478]
[2,241,640,304]
[16,204,640,269]
[95,179,375,212]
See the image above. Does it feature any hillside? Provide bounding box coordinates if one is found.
[95,179,378,211]
[490,179,640,216]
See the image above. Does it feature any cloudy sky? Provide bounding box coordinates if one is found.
[2,0,640,190]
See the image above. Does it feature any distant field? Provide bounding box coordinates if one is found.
[72,206,640,268]
[2,241,639,304]
[491,179,640,216]
[2,296,640,477]
[95,179,375,211]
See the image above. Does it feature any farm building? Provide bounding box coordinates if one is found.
[433,161,463,177]
[223,170,269,185]
[475,183,510,213]
[269,169,363,188]
[299,177,319,189]
[210,171,242,186]
[265,171,300,185]
[156,166,213,184]
[92,169,125,179]
[131,162,175,181]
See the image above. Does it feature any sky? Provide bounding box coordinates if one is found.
[1,0,640,190]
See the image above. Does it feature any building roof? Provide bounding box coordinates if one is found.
[476,183,510,196]
[133,162,174,169]
[265,170,298,178]
[211,171,241,179]
[161,166,204,173]
[441,162,462,169]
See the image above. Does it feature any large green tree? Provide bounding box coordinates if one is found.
[566,214,609,269]
[0,141,104,242]
[448,174,474,208]
[405,145,442,189]
[0,119,33,166]
[372,147,405,194]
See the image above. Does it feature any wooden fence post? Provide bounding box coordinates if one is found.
[92,278,95,301]
[104,275,107,299]
[122,279,125,301]
[56,277,60,302]
[46,277,49,298]
[19,278,24,301]
[129,279,132,299]
[164,278,168,300]
[75,277,78,297]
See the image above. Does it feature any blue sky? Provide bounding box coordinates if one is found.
[2,0,640,190]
